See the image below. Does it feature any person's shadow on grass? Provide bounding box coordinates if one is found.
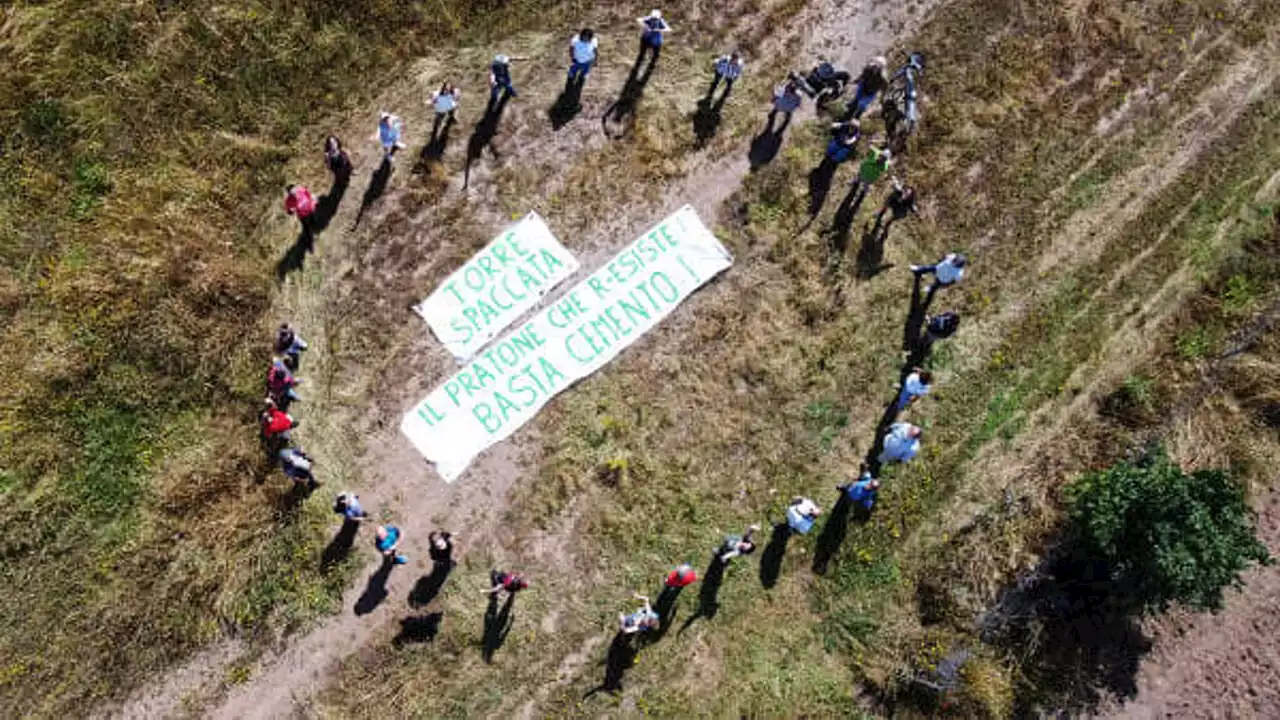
[419,113,456,165]
[354,558,395,616]
[855,217,895,279]
[692,91,729,148]
[481,592,516,663]
[813,493,853,576]
[352,156,393,230]
[748,110,792,170]
[408,559,454,608]
[550,74,586,130]
[824,180,869,256]
[464,92,513,189]
[393,612,443,647]
[275,225,314,281]
[678,555,727,635]
[321,518,360,573]
[759,522,792,589]
[808,157,839,217]
[602,54,656,138]
[583,631,638,697]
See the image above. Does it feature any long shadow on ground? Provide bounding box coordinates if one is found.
[352,157,393,229]
[408,560,454,608]
[393,612,443,647]
[481,592,516,663]
[321,518,360,573]
[759,522,791,589]
[749,110,792,170]
[354,558,394,616]
[678,554,727,634]
[550,75,586,130]
[464,92,513,188]
[602,55,656,138]
[583,631,638,697]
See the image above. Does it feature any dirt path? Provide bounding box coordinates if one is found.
[110,1,930,717]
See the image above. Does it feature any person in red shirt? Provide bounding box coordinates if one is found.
[483,570,528,595]
[259,400,297,442]
[284,185,316,226]
[664,563,698,588]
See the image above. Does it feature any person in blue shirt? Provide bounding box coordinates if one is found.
[489,55,519,103]
[636,9,670,67]
[375,525,407,565]
[568,29,598,84]
[879,422,922,465]
[838,470,881,511]
[785,497,822,534]
[377,112,404,161]
[334,492,367,522]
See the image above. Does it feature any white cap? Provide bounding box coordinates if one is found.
[872,55,887,67]
[880,148,892,160]
[379,111,390,120]
[649,9,662,18]
[494,54,510,64]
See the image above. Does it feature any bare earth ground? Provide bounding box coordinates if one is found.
[109,0,1280,716]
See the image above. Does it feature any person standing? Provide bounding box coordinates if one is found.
[334,492,367,522]
[716,524,761,564]
[912,252,968,292]
[769,80,804,131]
[377,112,405,161]
[785,497,823,534]
[850,146,892,197]
[484,570,529,595]
[279,446,319,489]
[874,179,918,240]
[568,29,598,84]
[618,594,660,634]
[708,51,745,100]
[259,400,297,443]
[664,563,699,589]
[897,368,934,411]
[822,120,861,170]
[636,9,670,66]
[845,56,888,119]
[266,356,301,406]
[431,83,461,128]
[274,323,308,370]
[323,136,352,183]
[428,531,454,565]
[283,185,316,228]
[879,422,922,465]
[489,55,519,103]
[375,524,408,565]
[838,468,881,512]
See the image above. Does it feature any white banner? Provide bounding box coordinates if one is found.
[402,205,733,481]
[414,212,580,361]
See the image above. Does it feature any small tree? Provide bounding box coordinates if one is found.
[1064,447,1271,614]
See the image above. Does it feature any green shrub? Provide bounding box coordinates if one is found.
[1064,448,1270,614]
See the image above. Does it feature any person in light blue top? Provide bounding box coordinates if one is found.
[377,112,404,161]
[879,422,922,464]
[618,594,660,634]
[897,369,934,411]
[911,252,968,291]
[568,29,598,83]
[785,496,822,534]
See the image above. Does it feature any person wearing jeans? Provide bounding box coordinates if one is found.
[708,52,745,99]
[911,253,968,292]
[375,525,407,565]
[489,55,519,102]
[568,29,598,83]
[636,9,670,66]
[845,56,888,119]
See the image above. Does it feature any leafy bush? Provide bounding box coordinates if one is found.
[1064,448,1271,614]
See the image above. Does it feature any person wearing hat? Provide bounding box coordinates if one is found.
[377,112,404,160]
[636,9,671,66]
[846,55,888,119]
[489,54,519,103]
[850,146,892,198]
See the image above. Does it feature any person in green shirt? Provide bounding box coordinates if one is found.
[851,146,892,198]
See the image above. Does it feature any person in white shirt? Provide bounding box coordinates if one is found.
[430,83,461,139]
[878,422,922,464]
[568,28,598,84]
[911,252,968,292]
[708,51,745,100]
[785,496,822,534]
[897,368,933,411]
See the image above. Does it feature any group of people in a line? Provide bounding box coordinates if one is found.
[257,323,318,488]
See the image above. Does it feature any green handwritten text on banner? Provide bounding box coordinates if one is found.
[414,212,579,361]
[401,205,733,481]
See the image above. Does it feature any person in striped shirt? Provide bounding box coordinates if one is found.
[707,51,745,101]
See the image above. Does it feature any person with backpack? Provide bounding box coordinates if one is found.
[283,185,315,228]
[375,524,408,565]
[323,136,352,183]
[769,80,804,131]
[266,356,301,406]
[879,422,922,465]
[489,55,519,103]
[845,56,888,119]
[377,112,405,161]
[618,594,660,634]
[838,468,881,512]
[821,120,861,171]
[708,51,745,100]
[274,323,308,370]
[567,29,598,84]
[636,9,670,67]
[484,570,529,595]
[897,368,934,411]
[716,524,761,564]
[334,492,368,522]
[279,446,318,489]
